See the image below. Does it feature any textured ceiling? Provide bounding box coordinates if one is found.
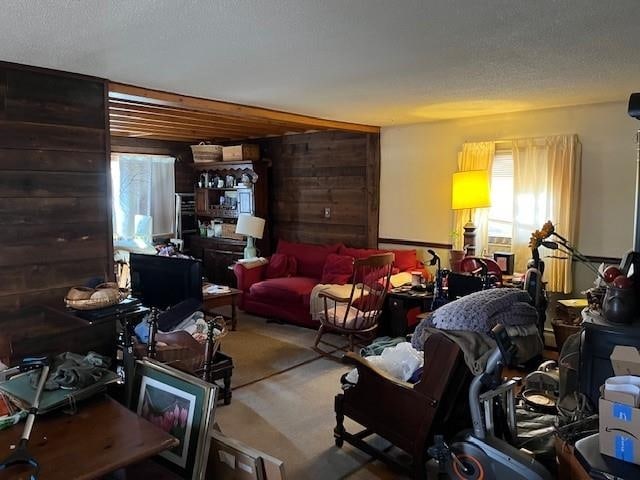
[1,0,639,126]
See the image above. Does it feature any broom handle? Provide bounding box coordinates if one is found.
[22,365,49,442]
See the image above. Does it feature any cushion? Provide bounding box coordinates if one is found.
[391,249,418,272]
[249,276,317,307]
[265,253,297,279]
[276,239,340,278]
[319,304,368,329]
[321,254,354,285]
[339,245,387,259]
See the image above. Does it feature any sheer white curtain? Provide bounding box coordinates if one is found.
[453,141,495,254]
[512,135,581,293]
[111,154,176,240]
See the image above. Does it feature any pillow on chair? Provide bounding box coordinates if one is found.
[321,254,354,285]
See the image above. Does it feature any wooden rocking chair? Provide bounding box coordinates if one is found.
[314,253,395,353]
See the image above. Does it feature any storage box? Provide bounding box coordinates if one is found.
[222,144,260,161]
[599,346,640,465]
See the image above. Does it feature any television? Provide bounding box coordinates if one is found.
[130,253,203,309]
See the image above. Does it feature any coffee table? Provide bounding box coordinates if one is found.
[202,286,242,331]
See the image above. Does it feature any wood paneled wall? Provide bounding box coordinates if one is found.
[259,131,380,248]
[0,63,112,310]
[110,136,196,193]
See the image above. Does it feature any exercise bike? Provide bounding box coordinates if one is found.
[429,324,552,480]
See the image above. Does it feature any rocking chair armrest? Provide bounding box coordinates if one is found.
[318,290,351,303]
[342,352,414,391]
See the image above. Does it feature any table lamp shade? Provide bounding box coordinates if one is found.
[235,214,265,239]
[451,170,491,210]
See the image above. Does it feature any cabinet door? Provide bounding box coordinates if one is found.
[195,188,208,215]
[237,188,253,215]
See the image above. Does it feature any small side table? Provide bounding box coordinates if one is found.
[202,286,242,331]
[383,287,433,337]
[208,351,234,405]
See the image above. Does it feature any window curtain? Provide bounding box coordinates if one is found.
[453,141,495,254]
[111,154,176,240]
[512,134,581,293]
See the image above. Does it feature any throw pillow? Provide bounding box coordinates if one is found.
[321,254,354,285]
[391,249,418,272]
[266,253,297,279]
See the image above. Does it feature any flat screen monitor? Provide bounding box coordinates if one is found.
[130,253,203,309]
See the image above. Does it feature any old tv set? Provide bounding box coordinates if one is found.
[130,253,203,309]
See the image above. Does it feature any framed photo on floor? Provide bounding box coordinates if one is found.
[134,358,217,480]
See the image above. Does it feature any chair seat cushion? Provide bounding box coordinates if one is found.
[319,303,369,330]
[249,276,317,307]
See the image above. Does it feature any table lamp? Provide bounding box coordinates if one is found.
[235,214,265,259]
[451,170,491,256]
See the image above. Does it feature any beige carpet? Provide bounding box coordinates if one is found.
[215,312,414,479]
[219,326,321,388]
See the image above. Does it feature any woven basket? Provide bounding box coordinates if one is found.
[191,142,223,163]
[65,287,129,310]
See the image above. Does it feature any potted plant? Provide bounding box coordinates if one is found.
[449,231,466,272]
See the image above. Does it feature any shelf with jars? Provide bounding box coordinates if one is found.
[190,158,270,285]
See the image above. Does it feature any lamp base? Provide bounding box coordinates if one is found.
[463,222,477,256]
[243,236,257,259]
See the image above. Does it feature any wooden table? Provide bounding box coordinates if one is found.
[383,286,433,337]
[202,287,242,331]
[0,396,178,480]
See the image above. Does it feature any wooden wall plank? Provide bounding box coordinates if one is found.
[0,171,106,197]
[0,63,111,310]
[0,197,108,225]
[0,121,105,151]
[5,69,104,128]
[0,149,107,172]
[260,130,380,248]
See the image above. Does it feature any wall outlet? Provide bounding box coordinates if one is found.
[324,207,331,219]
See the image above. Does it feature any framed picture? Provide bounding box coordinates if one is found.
[134,358,217,480]
[493,251,515,275]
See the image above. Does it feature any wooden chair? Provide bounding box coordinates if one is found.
[314,253,395,352]
[334,333,472,479]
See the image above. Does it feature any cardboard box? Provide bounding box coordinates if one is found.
[222,144,260,161]
[599,346,640,465]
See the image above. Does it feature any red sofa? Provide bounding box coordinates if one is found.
[233,239,423,328]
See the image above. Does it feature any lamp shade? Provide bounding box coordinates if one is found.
[451,170,491,210]
[235,214,265,239]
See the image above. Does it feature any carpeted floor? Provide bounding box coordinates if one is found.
[213,312,414,479]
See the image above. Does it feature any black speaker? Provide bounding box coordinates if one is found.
[629,92,640,119]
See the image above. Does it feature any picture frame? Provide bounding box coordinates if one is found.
[134,358,217,480]
[493,251,515,275]
[206,427,286,480]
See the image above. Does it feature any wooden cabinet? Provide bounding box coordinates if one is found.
[190,158,270,285]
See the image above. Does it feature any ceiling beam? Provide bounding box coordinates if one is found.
[109,82,380,134]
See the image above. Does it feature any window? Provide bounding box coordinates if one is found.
[111,154,176,242]
[487,149,513,249]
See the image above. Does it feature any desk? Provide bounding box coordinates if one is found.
[0,396,178,480]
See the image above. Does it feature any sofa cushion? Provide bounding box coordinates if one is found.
[276,239,340,278]
[339,245,386,259]
[321,254,354,285]
[249,276,318,307]
[266,253,298,279]
[391,249,418,272]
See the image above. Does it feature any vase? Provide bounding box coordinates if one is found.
[602,285,637,324]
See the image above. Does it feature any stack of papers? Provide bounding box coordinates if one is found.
[204,284,231,295]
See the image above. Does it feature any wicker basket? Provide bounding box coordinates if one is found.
[191,142,223,163]
[65,287,129,310]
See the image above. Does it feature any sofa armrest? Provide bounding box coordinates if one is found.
[233,262,267,292]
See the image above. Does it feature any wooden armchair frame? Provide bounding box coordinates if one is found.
[334,333,472,479]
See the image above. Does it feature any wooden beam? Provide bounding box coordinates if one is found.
[109,82,380,134]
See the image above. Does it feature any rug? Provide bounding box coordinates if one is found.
[219,326,322,389]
